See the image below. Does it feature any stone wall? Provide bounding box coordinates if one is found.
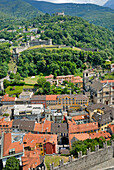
[50,141,114,170]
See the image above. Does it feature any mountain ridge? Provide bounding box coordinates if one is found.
[104,0,114,9]
[24,0,114,30]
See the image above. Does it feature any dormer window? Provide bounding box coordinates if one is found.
[9,148,15,155]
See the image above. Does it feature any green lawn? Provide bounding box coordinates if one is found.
[45,155,69,170]
[24,75,42,84]
[5,86,23,96]
[104,72,114,80]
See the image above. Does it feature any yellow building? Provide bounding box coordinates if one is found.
[57,94,88,111]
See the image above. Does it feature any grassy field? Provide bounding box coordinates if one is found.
[104,72,114,80]
[27,45,81,51]
[5,86,23,96]
[24,75,42,84]
[8,59,17,73]
[45,155,69,170]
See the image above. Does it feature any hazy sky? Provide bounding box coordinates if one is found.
[36,0,108,6]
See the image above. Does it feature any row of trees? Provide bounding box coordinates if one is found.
[0,43,11,79]
[17,48,110,78]
[70,136,114,158]
[36,77,80,95]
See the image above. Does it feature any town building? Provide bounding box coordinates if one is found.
[13,104,44,115]
[1,94,16,105]
[1,133,24,168]
[69,133,89,148]
[0,118,13,136]
[23,133,57,154]
[56,94,88,111]
[68,120,99,134]
[51,123,68,145]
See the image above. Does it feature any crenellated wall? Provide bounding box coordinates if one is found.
[50,141,114,170]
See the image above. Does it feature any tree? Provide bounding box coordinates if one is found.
[9,73,15,79]
[4,157,20,170]
[37,77,46,88]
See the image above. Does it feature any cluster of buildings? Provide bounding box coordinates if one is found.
[0,69,113,169]
[45,74,83,88]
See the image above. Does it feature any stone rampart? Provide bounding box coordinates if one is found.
[50,141,114,170]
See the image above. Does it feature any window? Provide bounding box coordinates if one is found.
[9,148,15,155]
[69,98,71,104]
[59,98,61,104]
[73,98,74,104]
[66,98,68,104]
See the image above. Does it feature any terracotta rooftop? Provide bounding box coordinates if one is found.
[101,80,114,83]
[1,94,16,102]
[23,133,57,148]
[89,131,111,140]
[0,118,13,128]
[69,133,89,147]
[3,133,23,157]
[45,74,54,79]
[46,95,59,101]
[72,80,83,83]
[22,149,41,170]
[34,120,52,133]
[72,114,89,121]
[68,121,98,134]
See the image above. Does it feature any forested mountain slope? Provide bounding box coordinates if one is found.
[24,0,114,30]
[28,15,114,52]
[0,0,43,19]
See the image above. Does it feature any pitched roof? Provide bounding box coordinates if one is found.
[69,133,89,147]
[23,133,57,148]
[72,80,83,83]
[3,133,23,157]
[90,80,103,91]
[51,123,68,133]
[57,94,88,100]
[107,124,114,134]
[68,121,98,134]
[22,150,41,170]
[89,131,111,140]
[34,120,52,133]
[45,74,54,79]
[87,103,113,112]
[31,95,46,101]
[0,118,13,128]
[46,95,59,101]
[1,94,16,102]
[72,114,89,121]
[13,119,35,131]
[101,80,114,83]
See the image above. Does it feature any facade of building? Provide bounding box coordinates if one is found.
[0,118,13,135]
[57,94,88,111]
[1,94,16,105]
[13,104,44,115]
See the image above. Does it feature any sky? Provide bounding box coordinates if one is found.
[36,0,108,6]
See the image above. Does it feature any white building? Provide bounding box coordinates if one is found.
[14,104,44,115]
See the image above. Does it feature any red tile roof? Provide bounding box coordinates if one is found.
[45,74,54,79]
[0,118,13,128]
[68,120,98,134]
[22,149,41,170]
[3,133,23,157]
[23,133,57,148]
[46,95,59,101]
[72,80,83,83]
[101,80,114,83]
[89,131,111,140]
[74,76,82,80]
[34,120,52,133]
[72,115,89,121]
[69,133,89,147]
[1,94,16,102]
